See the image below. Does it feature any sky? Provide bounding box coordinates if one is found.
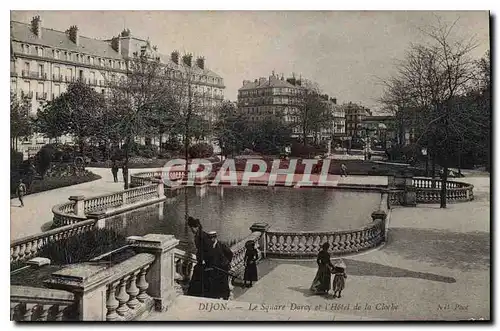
[11,10,490,111]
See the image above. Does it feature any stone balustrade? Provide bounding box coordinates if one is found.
[11,286,77,321]
[265,217,386,258]
[11,219,97,263]
[52,183,165,227]
[130,171,184,188]
[412,177,474,204]
[388,190,405,206]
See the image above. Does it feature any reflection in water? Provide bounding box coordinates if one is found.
[105,186,381,251]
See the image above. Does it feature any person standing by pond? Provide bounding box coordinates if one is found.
[310,242,333,295]
[16,179,27,208]
[187,217,211,297]
[243,240,258,288]
[332,259,347,298]
[111,161,119,183]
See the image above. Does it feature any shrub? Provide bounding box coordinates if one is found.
[34,145,57,178]
[37,228,127,265]
[290,142,323,158]
[188,142,214,158]
[128,142,158,159]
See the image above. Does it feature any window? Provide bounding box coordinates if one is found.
[24,81,31,93]
[90,57,94,65]
[67,68,73,80]
[64,52,68,60]
[109,60,112,67]
[37,47,43,57]
[75,54,79,62]
[24,62,30,73]
[101,89,105,94]
[38,82,44,94]
[23,44,30,54]
[54,84,61,98]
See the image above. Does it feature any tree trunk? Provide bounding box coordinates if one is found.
[431,153,436,188]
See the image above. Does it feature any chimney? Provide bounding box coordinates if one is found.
[31,16,42,38]
[111,36,121,54]
[196,57,205,70]
[171,51,179,64]
[67,25,79,46]
[242,80,251,86]
[332,98,337,104]
[182,54,193,67]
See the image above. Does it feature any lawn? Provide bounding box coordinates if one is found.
[10,172,101,198]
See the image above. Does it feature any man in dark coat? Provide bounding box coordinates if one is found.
[186,217,212,297]
[205,231,234,300]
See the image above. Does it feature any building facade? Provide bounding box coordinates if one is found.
[237,74,344,143]
[10,16,225,157]
[344,102,372,139]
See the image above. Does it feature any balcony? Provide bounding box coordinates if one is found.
[36,92,47,100]
[52,74,64,82]
[65,76,76,83]
[21,71,47,80]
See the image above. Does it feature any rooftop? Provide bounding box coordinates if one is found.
[239,76,303,91]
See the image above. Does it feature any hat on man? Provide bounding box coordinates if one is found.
[207,231,217,238]
[187,217,201,228]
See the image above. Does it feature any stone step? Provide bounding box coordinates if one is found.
[145,295,381,321]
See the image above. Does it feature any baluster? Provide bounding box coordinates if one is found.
[37,304,51,321]
[106,281,120,321]
[23,303,36,321]
[19,244,27,261]
[298,235,306,252]
[126,271,140,309]
[54,304,67,321]
[30,240,37,256]
[136,266,150,302]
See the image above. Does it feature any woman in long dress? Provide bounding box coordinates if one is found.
[243,240,258,287]
[310,243,333,294]
[332,259,347,298]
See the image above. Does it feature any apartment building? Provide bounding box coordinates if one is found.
[344,102,373,139]
[10,16,225,157]
[237,74,344,143]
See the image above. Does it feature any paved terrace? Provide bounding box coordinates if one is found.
[148,175,490,321]
[10,166,387,240]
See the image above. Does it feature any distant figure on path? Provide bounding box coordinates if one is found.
[340,163,348,177]
[187,217,212,297]
[332,259,347,298]
[111,161,119,183]
[243,240,259,288]
[206,231,234,300]
[310,243,333,295]
[16,179,27,208]
[122,163,129,189]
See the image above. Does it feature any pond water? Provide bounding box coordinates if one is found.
[105,186,381,250]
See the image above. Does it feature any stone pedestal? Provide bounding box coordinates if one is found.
[130,234,180,311]
[45,263,110,321]
[403,174,417,207]
[68,196,85,217]
[371,210,387,222]
[250,223,270,258]
[152,178,164,198]
[87,211,107,228]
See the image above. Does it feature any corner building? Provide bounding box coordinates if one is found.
[10,16,225,157]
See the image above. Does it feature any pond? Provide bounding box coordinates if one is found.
[105,186,381,250]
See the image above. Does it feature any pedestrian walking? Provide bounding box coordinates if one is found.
[111,161,119,183]
[186,217,212,298]
[332,259,347,298]
[243,240,259,288]
[122,163,129,189]
[310,242,333,295]
[340,163,348,177]
[205,231,234,300]
[16,179,27,207]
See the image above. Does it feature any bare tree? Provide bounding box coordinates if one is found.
[380,17,482,208]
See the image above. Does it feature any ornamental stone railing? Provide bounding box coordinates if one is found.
[52,182,165,227]
[265,213,386,258]
[38,234,179,321]
[412,177,474,204]
[11,219,97,263]
[11,285,78,321]
[130,171,185,188]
